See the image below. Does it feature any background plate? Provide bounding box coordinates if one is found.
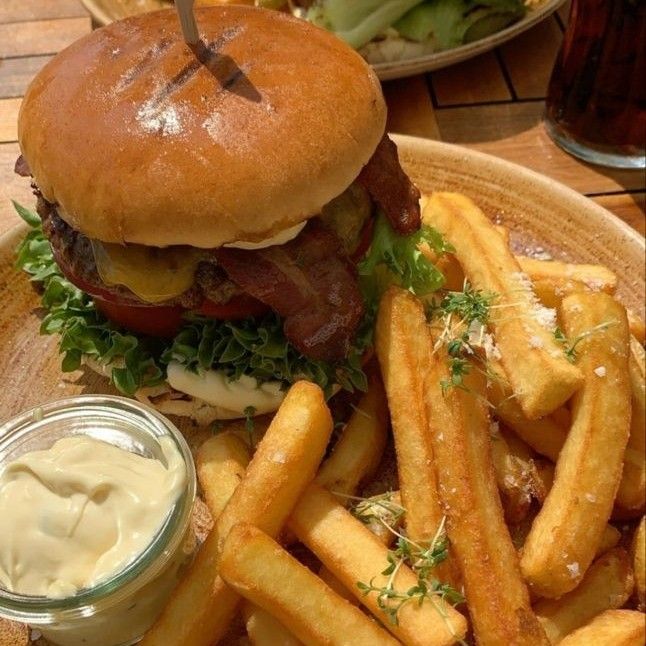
[79,0,565,79]
[1,136,643,427]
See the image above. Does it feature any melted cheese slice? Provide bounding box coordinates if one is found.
[92,241,203,303]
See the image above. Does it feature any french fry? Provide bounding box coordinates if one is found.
[375,288,456,574]
[494,224,511,246]
[143,381,333,646]
[516,256,617,308]
[487,360,568,461]
[196,432,250,518]
[489,423,544,524]
[534,548,635,644]
[633,517,645,611]
[558,609,646,646]
[616,336,646,510]
[315,374,388,496]
[221,524,398,646]
[242,602,301,646]
[533,460,555,503]
[197,433,274,646]
[598,524,622,556]
[423,348,549,645]
[423,192,583,419]
[288,484,468,646]
[521,293,631,598]
[628,309,646,345]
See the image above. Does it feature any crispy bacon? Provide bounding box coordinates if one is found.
[14,155,31,177]
[214,221,364,362]
[358,135,421,235]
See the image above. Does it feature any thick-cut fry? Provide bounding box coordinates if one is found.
[521,293,631,598]
[487,360,568,461]
[633,517,645,611]
[196,432,250,518]
[315,374,388,496]
[288,484,468,646]
[242,602,302,646]
[375,288,453,555]
[143,382,333,646]
[423,192,583,419]
[494,224,511,246]
[424,351,548,645]
[516,256,617,308]
[558,609,646,646]
[628,309,646,344]
[489,424,544,523]
[221,524,398,646]
[534,548,635,644]
[616,337,646,510]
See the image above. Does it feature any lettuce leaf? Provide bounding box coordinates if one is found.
[358,211,450,304]
[394,0,526,49]
[307,0,425,49]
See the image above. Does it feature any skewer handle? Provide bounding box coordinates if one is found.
[175,0,200,45]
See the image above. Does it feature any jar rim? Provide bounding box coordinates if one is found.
[0,395,196,624]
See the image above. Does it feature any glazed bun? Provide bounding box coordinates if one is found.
[18,6,386,248]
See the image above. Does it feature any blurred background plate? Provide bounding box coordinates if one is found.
[80,0,565,79]
[373,0,565,79]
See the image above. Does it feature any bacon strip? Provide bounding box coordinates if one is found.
[358,135,421,235]
[214,221,364,362]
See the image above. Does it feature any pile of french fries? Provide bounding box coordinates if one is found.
[142,192,645,646]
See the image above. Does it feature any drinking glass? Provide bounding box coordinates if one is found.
[544,0,646,169]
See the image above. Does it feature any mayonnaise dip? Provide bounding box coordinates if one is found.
[0,435,186,598]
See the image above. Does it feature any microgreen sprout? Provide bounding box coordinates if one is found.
[554,321,616,363]
[356,511,464,632]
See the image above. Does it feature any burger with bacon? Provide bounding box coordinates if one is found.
[14,5,446,422]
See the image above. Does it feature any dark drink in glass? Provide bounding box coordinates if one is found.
[544,0,646,169]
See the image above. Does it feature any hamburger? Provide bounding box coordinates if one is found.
[14,5,446,422]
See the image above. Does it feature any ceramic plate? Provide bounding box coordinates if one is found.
[1,136,643,425]
[79,0,565,79]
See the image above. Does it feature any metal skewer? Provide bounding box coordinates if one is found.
[174,0,200,46]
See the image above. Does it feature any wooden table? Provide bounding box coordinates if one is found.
[0,0,644,238]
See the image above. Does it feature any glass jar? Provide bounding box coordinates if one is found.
[0,396,197,646]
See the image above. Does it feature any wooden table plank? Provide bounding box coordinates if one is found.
[0,143,33,235]
[430,51,512,106]
[0,97,20,143]
[0,55,53,98]
[0,0,87,24]
[0,17,91,59]
[499,17,562,99]
[434,101,645,195]
[384,76,440,140]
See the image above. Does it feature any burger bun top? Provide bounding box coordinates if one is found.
[18,6,386,248]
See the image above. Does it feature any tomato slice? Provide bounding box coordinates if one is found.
[196,294,270,320]
[93,297,185,338]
